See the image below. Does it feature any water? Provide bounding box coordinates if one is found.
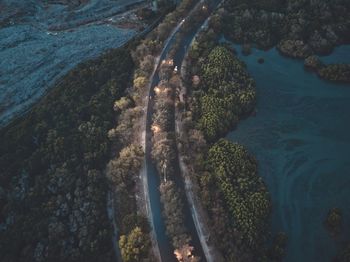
[226,44,350,261]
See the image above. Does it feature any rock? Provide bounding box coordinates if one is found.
[304,56,324,71]
[277,39,312,59]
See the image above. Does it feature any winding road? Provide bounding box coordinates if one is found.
[140,15,189,262]
[140,0,222,261]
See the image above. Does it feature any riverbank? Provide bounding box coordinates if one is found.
[221,0,350,56]
[172,10,282,257]
[227,43,350,261]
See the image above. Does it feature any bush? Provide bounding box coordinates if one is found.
[196,46,256,141]
[207,139,270,247]
[318,64,350,83]
[324,208,343,237]
[160,181,189,249]
[119,227,150,262]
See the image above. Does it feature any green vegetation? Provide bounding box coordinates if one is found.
[119,226,150,262]
[151,80,177,180]
[195,46,256,141]
[0,49,133,261]
[206,139,270,246]
[324,208,343,238]
[105,1,207,259]
[266,232,288,261]
[304,56,350,83]
[225,0,286,12]
[160,181,189,249]
[114,96,133,112]
[150,70,198,258]
[330,214,350,262]
[318,64,350,83]
[131,0,201,104]
[177,20,285,260]
[107,144,145,229]
[222,0,350,54]
[127,1,207,259]
[134,0,199,61]
[168,0,212,58]
[336,243,350,262]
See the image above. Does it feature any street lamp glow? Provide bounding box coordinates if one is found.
[154,86,161,94]
[152,124,161,133]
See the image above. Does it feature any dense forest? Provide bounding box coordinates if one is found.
[223,0,350,53]
[194,47,273,260]
[202,139,272,260]
[0,48,134,262]
[193,46,256,141]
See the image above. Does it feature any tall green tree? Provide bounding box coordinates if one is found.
[119,227,150,262]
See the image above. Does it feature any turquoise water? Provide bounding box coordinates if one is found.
[227,45,350,261]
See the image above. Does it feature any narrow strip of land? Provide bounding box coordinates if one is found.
[139,14,190,262]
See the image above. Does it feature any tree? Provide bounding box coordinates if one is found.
[207,139,270,247]
[134,76,149,90]
[140,55,155,74]
[174,244,200,262]
[107,144,144,186]
[152,133,177,177]
[119,227,150,262]
[114,107,143,145]
[0,48,134,261]
[324,208,343,237]
[160,181,190,249]
[114,97,132,112]
[202,46,237,87]
[195,46,256,140]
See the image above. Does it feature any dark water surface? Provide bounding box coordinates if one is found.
[227,44,350,261]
